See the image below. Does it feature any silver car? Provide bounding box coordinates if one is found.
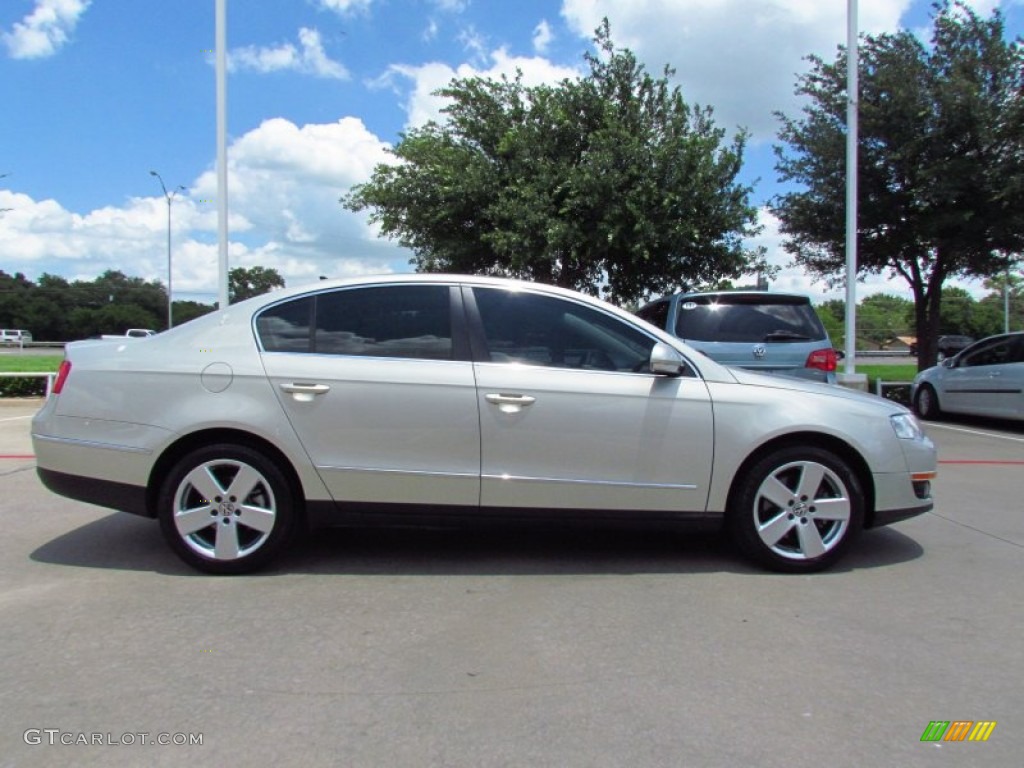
[32,275,936,574]
[912,332,1024,421]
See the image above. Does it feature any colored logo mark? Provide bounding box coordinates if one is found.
[920,721,997,742]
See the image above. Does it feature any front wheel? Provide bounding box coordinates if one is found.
[727,446,865,573]
[157,444,298,574]
[914,384,941,420]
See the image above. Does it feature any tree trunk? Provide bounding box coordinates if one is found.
[913,260,946,371]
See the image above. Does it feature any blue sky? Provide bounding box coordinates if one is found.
[2,0,1022,304]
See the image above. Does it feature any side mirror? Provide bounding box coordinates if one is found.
[650,342,685,376]
[941,357,955,368]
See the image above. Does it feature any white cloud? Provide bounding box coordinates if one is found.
[533,19,554,54]
[0,117,408,298]
[318,0,374,15]
[423,19,439,42]
[2,0,90,59]
[560,0,912,142]
[381,49,579,129]
[457,25,488,61]
[228,27,349,80]
[430,0,470,12]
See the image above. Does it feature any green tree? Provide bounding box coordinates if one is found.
[858,294,914,347]
[980,271,1024,333]
[67,304,161,338]
[0,270,36,329]
[814,302,846,347]
[172,300,217,325]
[229,266,285,304]
[772,2,1024,369]
[345,20,763,305]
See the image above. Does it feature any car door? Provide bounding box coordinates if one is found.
[257,283,480,506]
[467,285,714,514]
[941,335,1022,418]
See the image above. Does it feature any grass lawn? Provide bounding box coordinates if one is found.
[856,363,918,386]
[0,355,64,373]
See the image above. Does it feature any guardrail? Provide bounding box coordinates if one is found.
[0,372,55,397]
[858,349,915,358]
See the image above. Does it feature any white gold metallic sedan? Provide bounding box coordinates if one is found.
[32,275,936,574]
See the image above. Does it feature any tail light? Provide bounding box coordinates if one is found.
[805,348,838,373]
[52,360,72,394]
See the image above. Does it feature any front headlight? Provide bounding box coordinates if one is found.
[890,413,924,440]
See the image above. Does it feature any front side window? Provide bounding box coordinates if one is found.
[472,288,656,372]
[257,285,453,360]
[960,337,1015,368]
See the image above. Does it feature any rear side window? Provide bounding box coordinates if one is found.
[257,285,453,360]
[675,296,826,343]
[959,336,1018,368]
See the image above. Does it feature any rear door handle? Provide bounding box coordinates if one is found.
[485,393,536,412]
[281,382,330,402]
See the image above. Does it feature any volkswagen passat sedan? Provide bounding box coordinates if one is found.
[33,275,936,574]
[912,332,1023,421]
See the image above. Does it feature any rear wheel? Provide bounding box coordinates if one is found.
[158,444,297,574]
[914,384,941,420]
[728,446,864,573]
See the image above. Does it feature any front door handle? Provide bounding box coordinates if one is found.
[485,393,536,413]
[281,382,330,402]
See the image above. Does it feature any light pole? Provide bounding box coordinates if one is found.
[150,171,186,329]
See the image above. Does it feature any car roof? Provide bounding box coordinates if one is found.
[232,272,595,310]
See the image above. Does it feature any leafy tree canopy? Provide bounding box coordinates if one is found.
[229,266,286,304]
[345,20,764,305]
[772,1,1024,368]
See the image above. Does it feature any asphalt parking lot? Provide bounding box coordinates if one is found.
[1,397,1021,768]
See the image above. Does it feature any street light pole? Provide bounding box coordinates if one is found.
[150,171,186,330]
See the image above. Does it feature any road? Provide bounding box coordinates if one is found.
[0,398,1021,768]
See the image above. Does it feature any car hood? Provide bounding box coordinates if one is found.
[726,366,907,412]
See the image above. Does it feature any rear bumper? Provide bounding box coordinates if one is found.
[37,468,151,518]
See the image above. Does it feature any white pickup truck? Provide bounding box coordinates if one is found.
[100,329,156,340]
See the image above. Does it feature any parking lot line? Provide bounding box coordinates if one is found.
[938,459,1024,465]
[926,423,1024,443]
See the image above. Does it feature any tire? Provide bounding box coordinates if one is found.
[727,446,865,573]
[914,384,941,420]
[157,443,297,574]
